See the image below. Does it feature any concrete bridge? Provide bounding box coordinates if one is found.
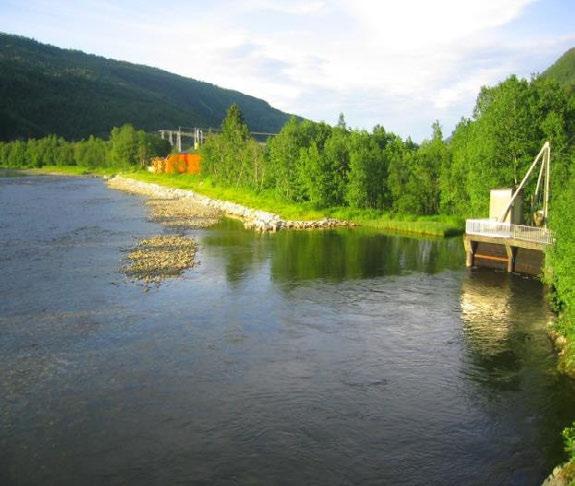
[158,127,278,152]
[158,128,205,152]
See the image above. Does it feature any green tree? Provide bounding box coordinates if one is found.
[410,121,448,214]
[109,124,141,167]
[448,74,575,216]
[201,104,265,189]
[107,124,165,167]
[346,131,387,208]
[386,138,416,213]
[440,118,472,215]
[300,128,350,207]
[75,135,108,167]
[222,104,250,143]
[266,118,331,201]
[8,140,28,166]
[547,169,575,328]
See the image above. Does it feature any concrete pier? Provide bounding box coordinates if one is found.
[464,220,551,276]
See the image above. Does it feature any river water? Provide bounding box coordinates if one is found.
[1,176,574,485]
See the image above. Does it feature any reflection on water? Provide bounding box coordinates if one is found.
[460,270,575,481]
[204,219,465,284]
[462,271,526,361]
[461,270,556,387]
[1,176,575,486]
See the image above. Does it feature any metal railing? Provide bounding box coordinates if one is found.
[511,223,554,245]
[465,219,553,245]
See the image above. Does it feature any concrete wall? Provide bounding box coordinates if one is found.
[489,188,523,224]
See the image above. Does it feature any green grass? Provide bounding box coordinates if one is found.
[325,207,464,237]
[554,313,575,379]
[125,172,464,237]
[565,423,575,458]
[126,172,327,221]
[0,165,123,177]
[35,165,127,176]
[2,166,465,237]
[559,423,575,485]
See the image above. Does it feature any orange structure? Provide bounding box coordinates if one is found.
[151,153,201,174]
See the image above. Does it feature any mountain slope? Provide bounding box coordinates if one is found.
[0,32,293,140]
[542,47,575,91]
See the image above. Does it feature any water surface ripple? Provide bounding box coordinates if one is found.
[1,176,574,485]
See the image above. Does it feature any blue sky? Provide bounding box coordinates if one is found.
[1,0,574,140]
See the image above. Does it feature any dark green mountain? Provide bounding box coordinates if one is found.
[0,32,293,140]
[542,47,575,92]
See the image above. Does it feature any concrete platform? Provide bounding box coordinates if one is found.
[463,233,547,276]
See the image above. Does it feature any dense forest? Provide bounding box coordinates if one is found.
[0,32,292,141]
[543,46,575,95]
[0,124,170,168]
[200,76,574,218]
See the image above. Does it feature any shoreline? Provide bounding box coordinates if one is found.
[107,175,353,232]
[545,325,575,486]
[1,166,465,237]
[0,166,464,238]
[542,461,575,486]
[548,326,575,379]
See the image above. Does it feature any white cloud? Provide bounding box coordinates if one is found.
[241,0,327,15]
[165,0,541,136]
[185,0,541,137]
[346,0,536,47]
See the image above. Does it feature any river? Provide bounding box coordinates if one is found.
[1,175,574,485]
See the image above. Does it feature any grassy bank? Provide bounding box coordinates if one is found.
[126,171,327,221]
[552,316,575,379]
[565,425,575,484]
[546,168,575,377]
[28,165,127,176]
[547,424,575,485]
[2,166,465,237]
[126,172,464,237]
[325,208,464,237]
[0,165,123,177]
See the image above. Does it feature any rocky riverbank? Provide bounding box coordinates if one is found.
[108,177,223,283]
[548,327,575,380]
[541,461,575,486]
[107,175,352,232]
[545,327,575,486]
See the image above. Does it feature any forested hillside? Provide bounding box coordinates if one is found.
[543,47,575,93]
[0,32,292,140]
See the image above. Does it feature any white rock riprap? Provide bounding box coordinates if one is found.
[107,176,353,232]
[541,462,575,486]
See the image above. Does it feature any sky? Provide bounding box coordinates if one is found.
[1,0,574,140]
